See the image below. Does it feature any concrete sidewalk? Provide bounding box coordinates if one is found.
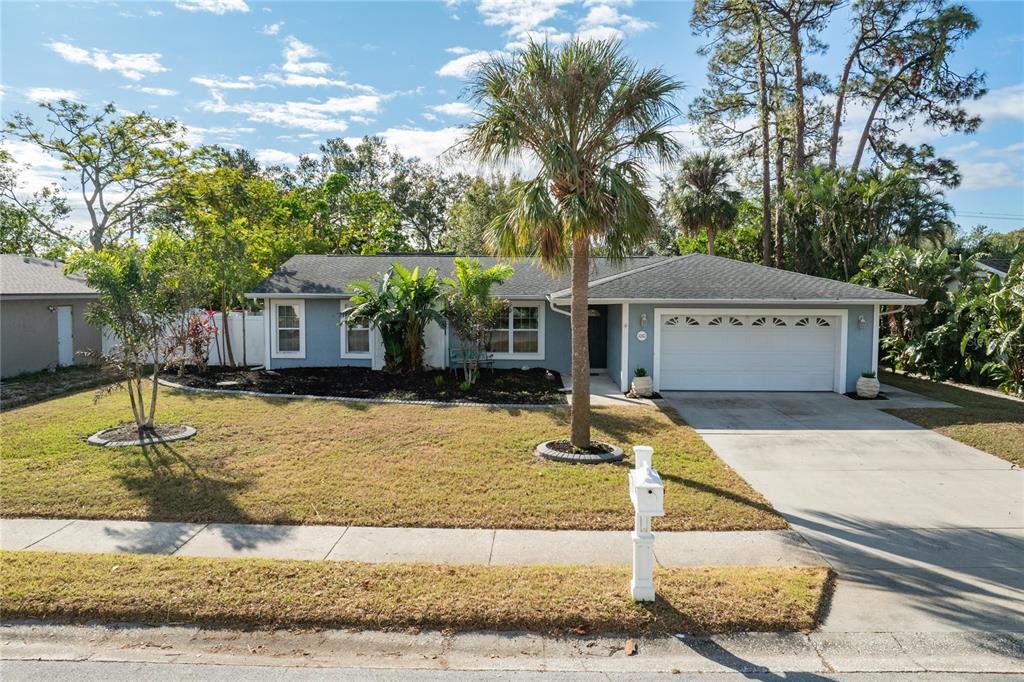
[0,517,824,567]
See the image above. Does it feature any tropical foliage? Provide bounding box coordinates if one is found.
[464,39,681,447]
[854,247,1023,396]
[345,263,446,373]
[785,167,955,280]
[663,152,741,257]
[443,258,514,385]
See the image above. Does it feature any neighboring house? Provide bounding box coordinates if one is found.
[246,253,924,394]
[977,257,1012,279]
[0,255,102,378]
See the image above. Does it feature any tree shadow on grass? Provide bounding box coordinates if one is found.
[107,435,298,553]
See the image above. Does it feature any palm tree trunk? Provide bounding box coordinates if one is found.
[570,236,591,449]
[707,226,716,257]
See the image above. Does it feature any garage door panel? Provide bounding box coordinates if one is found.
[657,311,840,392]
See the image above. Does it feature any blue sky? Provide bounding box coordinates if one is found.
[1,0,1022,233]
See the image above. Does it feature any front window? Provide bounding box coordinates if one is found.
[485,304,541,356]
[343,307,370,355]
[273,301,304,357]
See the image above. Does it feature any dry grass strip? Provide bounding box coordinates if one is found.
[1,551,831,635]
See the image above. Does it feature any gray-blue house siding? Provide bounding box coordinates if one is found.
[248,254,922,395]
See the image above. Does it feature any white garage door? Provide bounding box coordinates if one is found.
[656,312,840,391]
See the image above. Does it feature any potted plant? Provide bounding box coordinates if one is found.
[856,371,880,399]
[631,367,653,397]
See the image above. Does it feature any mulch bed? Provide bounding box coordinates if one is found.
[163,366,567,405]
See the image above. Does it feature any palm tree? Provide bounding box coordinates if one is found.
[464,40,682,448]
[665,152,741,257]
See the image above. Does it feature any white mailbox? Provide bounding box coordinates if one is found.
[628,445,665,602]
[629,466,665,517]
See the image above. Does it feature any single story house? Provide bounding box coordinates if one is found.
[246,253,924,394]
[0,255,102,378]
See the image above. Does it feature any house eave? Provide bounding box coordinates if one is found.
[548,296,927,306]
[0,292,99,300]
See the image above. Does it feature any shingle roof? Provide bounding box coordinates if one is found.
[0,255,97,297]
[978,257,1012,275]
[247,254,668,297]
[246,252,923,304]
[551,254,923,303]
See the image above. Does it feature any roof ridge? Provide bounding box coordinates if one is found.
[547,255,686,299]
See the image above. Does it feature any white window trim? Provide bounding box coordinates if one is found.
[339,300,372,358]
[270,299,305,359]
[486,302,545,360]
[651,307,848,394]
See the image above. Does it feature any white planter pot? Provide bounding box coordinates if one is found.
[631,376,653,397]
[856,376,880,399]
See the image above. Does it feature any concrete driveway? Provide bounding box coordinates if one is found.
[662,391,1024,634]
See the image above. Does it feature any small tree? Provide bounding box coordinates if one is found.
[67,236,189,433]
[345,263,445,373]
[443,258,514,385]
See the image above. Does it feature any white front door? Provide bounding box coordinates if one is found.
[56,305,74,367]
[655,311,842,392]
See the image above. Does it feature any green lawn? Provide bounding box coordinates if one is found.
[0,385,784,531]
[1,551,831,634]
[882,370,1024,467]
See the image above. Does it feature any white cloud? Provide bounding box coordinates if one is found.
[446,46,473,56]
[174,0,249,14]
[429,102,475,117]
[364,126,466,162]
[200,92,381,132]
[25,87,80,102]
[254,148,300,166]
[576,2,653,42]
[263,72,376,91]
[477,0,573,36]
[956,160,1023,191]
[965,83,1024,123]
[178,124,257,146]
[576,25,624,42]
[282,36,331,74]
[191,75,260,90]
[46,41,168,81]
[437,49,506,78]
[504,27,571,50]
[147,9,163,17]
[423,113,439,122]
[126,85,179,97]
[261,21,284,36]
[350,115,374,125]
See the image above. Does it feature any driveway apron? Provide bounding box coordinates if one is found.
[663,391,1024,633]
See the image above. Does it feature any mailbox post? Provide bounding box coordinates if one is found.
[628,445,664,602]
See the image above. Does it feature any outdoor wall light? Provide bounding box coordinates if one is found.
[857,314,866,329]
[640,313,647,329]
[47,305,56,312]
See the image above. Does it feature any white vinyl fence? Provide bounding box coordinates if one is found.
[207,310,264,367]
[101,309,266,367]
